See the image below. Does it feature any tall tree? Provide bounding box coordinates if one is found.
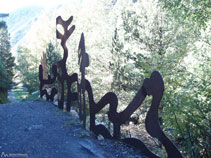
[16,46,38,94]
[111,0,211,157]
[45,42,62,76]
[0,21,15,103]
[159,0,211,29]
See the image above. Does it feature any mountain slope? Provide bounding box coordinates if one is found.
[6,6,44,55]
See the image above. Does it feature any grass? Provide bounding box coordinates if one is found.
[12,85,41,101]
[62,120,80,126]
[12,86,29,101]
[24,91,42,101]
[0,91,10,104]
[79,130,90,138]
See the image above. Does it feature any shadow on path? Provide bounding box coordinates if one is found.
[0,101,112,158]
[0,101,146,158]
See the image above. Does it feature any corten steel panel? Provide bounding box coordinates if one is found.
[38,15,183,158]
[87,71,183,158]
[39,52,57,101]
[56,16,78,111]
[39,64,58,101]
[78,33,89,128]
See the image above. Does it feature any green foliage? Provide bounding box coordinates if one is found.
[159,0,211,29]
[12,85,41,101]
[16,42,61,94]
[0,91,10,104]
[23,91,41,101]
[110,0,211,157]
[11,0,210,157]
[79,130,90,138]
[0,21,15,103]
[161,69,211,157]
[0,21,15,90]
[45,42,62,76]
[16,46,39,94]
[0,56,10,90]
[12,86,29,101]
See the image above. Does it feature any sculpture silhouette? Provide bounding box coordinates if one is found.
[39,64,57,101]
[56,16,78,111]
[38,15,183,158]
[78,33,89,128]
[86,71,182,158]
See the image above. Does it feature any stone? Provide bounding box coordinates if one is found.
[97,135,104,141]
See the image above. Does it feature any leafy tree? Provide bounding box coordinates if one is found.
[45,42,62,76]
[110,0,193,96]
[16,46,39,94]
[0,56,10,104]
[16,43,61,94]
[11,1,210,156]
[159,0,211,29]
[0,56,9,90]
[110,28,124,91]
[0,21,15,103]
[110,0,211,157]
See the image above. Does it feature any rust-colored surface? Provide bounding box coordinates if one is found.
[78,33,89,128]
[39,64,57,101]
[38,15,183,158]
[39,52,57,101]
[41,52,48,80]
[56,16,77,111]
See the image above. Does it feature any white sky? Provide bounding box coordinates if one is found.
[0,0,72,13]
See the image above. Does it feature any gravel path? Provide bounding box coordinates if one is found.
[0,101,147,158]
[8,90,19,103]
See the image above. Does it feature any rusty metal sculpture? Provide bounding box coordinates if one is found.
[144,72,182,158]
[86,71,182,158]
[41,52,48,81]
[39,52,57,101]
[122,72,183,158]
[78,33,89,128]
[56,16,78,111]
[39,64,57,101]
[39,15,183,158]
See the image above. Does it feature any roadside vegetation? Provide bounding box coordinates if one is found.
[12,85,41,101]
[0,21,15,104]
[1,0,210,157]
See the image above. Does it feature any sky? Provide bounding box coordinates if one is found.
[0,0,74,13]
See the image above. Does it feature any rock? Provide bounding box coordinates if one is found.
[70,109,79,119]
[46,88,52,95]
[97,135,104,141]
[53,101,58,106]
[42,95,47,101]
[25,124,43,131]
[79,140,105,158]
[53,94,58,101]
[31,124,43,129]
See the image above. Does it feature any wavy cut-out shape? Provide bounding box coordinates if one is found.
[38,15,183,158]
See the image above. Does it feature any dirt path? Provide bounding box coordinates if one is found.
[0,101,147,158]
[7,90,19,103]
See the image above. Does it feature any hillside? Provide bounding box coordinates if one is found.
[6,6,44,56]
